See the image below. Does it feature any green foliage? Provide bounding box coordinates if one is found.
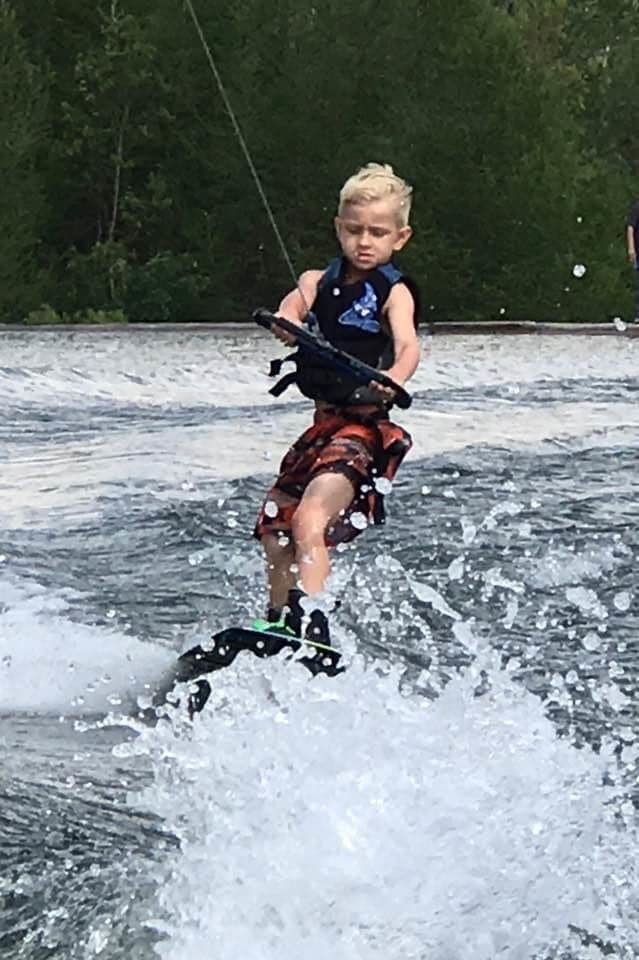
[0,1,47,319]
[60,241,205,322]
[4,0,638,323]
[22,304,64,325]
[123,252,207,323]
[23,303,127,324]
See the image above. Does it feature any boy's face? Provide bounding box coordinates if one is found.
[335,199,412,273]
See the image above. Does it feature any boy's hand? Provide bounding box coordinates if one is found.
[272,315,299,346]
[368,379,397,402]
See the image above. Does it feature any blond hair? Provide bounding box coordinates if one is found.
[338,163,413,227]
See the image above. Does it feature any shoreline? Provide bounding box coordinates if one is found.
[0,320,638,336]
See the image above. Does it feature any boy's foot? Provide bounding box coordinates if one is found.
[283,588,305,638]
[304,608,332,648]
[283,588,333,647]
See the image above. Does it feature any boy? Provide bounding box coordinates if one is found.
[253,163,421,645]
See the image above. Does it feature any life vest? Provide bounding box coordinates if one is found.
[271,257,420,406]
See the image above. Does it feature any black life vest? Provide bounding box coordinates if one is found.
[272,258,419,406]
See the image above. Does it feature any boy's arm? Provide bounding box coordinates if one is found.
[273,270,323,344]
[277,270,323,321]
[383,283,421,387]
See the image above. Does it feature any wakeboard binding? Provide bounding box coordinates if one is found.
[174,626,343,715]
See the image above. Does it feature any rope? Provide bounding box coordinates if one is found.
[183,0,306,305]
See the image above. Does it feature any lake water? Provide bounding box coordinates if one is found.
[1,328,638,959]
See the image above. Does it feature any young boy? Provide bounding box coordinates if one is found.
[253,163,421,645]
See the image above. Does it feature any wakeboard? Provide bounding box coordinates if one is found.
[163,627,343,715]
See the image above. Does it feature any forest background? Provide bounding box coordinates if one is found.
[2,0,638,325]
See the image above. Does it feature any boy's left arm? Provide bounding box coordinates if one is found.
[383,283,421,387]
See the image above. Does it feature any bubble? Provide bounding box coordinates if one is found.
[374,477,393,495]
[420,485,431,496]
[613,591,631,612]
[499,307,506,315]
[577,215,583,223]
[461,517,477,545]
[106,608,116,619]
[613,317,627,332]
[350,511,368,530]
[572,263,586,278]
[582,631,600,652]
[264,499,279,518]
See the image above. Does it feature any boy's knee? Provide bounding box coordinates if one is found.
[291,500,327,543]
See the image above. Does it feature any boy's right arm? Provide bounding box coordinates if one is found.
[273,270,323,344]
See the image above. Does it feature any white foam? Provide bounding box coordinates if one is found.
[0,577,174,714]
[121,648,639,959]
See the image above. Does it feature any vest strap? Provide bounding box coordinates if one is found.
[269,371,299,397]
[269,351,298,378]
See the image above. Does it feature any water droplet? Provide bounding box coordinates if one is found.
[461,518,477,545]
[582,631,600,651]
[374,477,393,495]
[572,263,586,278]
[613,591,631,612]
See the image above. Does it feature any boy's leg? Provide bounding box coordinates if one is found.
[291,472,355,596]
[261,533,296,611]
[256,486,299,612]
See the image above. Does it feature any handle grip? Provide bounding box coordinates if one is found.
[253,309,412,410]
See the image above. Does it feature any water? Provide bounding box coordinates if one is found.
[1,328,638,959]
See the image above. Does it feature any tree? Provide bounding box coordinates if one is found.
[0,1,47,319]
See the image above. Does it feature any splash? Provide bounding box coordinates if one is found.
[0,576,174,714]
[121,643,639,959]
